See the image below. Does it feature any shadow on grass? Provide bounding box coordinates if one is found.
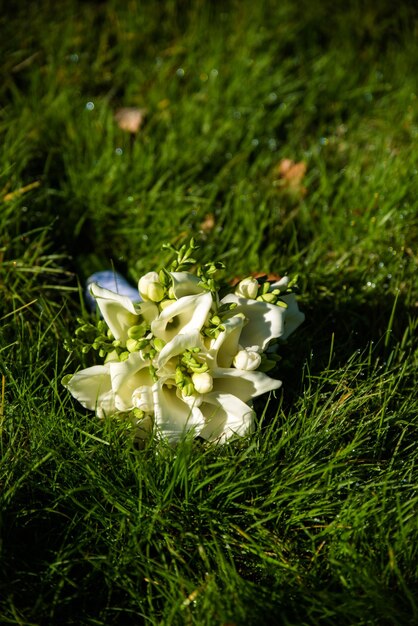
[276,284,414,408]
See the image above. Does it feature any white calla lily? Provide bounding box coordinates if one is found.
[90,283,140,343]
[199,392,255,442]
[280,293,305,340]
[152,380,205,442]
[151,291,213,343]
[63,364,116,418]
[208,314,245,368]
[221,294,286,350]
[157,330,203,371]
[169,271,205,298]
[270,276,290,291]
[211,367,282,402]
[109,352,153,411]
[132,386,154,413]
[65,240,304,446]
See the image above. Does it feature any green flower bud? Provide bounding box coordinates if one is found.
[175,367,185,386]
[126,338,140,353]
[260,293,277,304]
[160,299,176,310]
[128,324,147,340]
[182,382,195,397]
[153,338,166,352]
[132,408,145,421]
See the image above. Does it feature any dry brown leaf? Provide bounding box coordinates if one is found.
[274,158,307,196]
[230,271,281,286]
[200,213,215,232]
[114,107,146,133]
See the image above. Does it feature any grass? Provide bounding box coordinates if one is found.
[1,0,418,624]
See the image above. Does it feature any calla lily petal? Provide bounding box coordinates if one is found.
[208,315,245,368]
[269,276,290,291]
[157,330,202,370]
[139,300,159,324]
[153,381,205,442]
[212,367,282,402]
[63,365,116,417]
[152,291,213,343]
[199,392,255,442]
[109,352,152,411]
[90,283,140,343]
[221,294,286,350]
[280,293,305,340]
[169,272,205,298]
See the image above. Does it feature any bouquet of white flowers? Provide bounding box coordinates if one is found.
[63,240,304,444]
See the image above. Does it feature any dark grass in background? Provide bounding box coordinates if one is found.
[0,1,417,624]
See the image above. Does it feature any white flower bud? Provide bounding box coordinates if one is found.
[233,348,261,371]
[138,272,165,302]
[235,277,259,300]
[132,386,154,413]
[192,371,213,394]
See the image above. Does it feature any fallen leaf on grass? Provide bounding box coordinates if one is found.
[230,271,281,286]
[114,107,146,133]
[273,158,307,196]
[200,213,215,232]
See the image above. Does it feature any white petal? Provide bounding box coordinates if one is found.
[212,367,282,402]
[199,392,255,442]
[151,292,213,343]
[109,352,152,412]
[280,293,305,340]
[139,300,159,324]
[90,283,140,342]
[208,314,245,368]
[64,365,116,417]
[153,381,205,442]
[269,276,290,291]
[169,272,205,298]
[221,294,286,350]
[157,330,202,370]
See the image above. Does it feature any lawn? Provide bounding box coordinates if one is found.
[1,1,418,624]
